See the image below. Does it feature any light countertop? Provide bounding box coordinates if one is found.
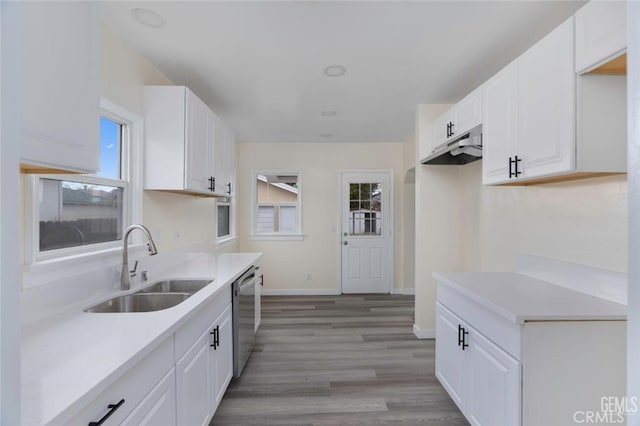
[21,252,261,426]
[434,271,627,324]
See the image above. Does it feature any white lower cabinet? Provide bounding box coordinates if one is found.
[176,301,233,425]
[436,284,627,426]
[436,303,520,426]
[70,289,235,426]
[68,338,175,425]
[176,329,215,426]
[213,306,233,406]
[121,368,176,426]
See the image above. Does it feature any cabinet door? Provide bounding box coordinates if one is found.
[176,330,214,426]
[222,125,235,196]
[482,61,518,185]
[435,303,465,410]
[465,327,520,426]
[121,368,177,426]
[212,115,232,195]
[185,89,213,193]
[431,110,453,151]
[575,1,626,73]
[518,17,575,180]
[212,305,233,406]
[15,1,99,173]
[452,87,482,138]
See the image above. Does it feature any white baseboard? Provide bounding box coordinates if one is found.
[413,324,435,339]
[391,288,415,295]
[261,288,340,296]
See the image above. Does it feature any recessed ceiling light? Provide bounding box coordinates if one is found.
[320,134,333,138]
[131,8,167,29]
[323,65,347,77]
[321,111,337,117]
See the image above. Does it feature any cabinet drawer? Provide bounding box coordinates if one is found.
[67,337,174,426]
[175,288,231,360]
[438,281,521,360]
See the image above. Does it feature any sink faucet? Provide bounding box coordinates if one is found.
[121,224,158,291]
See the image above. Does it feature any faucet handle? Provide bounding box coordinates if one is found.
[129,260,139,277]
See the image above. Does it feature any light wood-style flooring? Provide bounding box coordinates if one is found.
[211,294,467,425]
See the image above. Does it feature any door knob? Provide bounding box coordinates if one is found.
[343,241,348,245]
[343,232,348,237]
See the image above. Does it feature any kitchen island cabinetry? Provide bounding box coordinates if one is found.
[437,303,520,426]
[435,272,626,426]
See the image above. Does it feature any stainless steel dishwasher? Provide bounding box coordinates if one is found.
[232,265,256,378]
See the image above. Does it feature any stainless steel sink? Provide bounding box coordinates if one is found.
[137,279,213,295]
[85,293,191,313]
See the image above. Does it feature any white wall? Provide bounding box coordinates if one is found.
[413,104,628,335]
[0,3,21,423]
[101,25,234,254]
[627,1,640,420]
[236,142,406,293]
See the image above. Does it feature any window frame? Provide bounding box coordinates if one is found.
[23,98,144,287]
[216,195,236,246]
[250,171,303,241]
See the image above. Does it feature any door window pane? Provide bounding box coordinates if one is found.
[348,182,382,236]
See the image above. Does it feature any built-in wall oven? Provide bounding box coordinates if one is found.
[232,265,256,378]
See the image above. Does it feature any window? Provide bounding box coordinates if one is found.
[217,197,232,240]
[26,100,142,264]
[252,173,302,239]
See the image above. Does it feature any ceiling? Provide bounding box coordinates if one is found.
[101,1,585,144]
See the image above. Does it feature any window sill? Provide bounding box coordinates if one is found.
[216,235,238,248]
[23,243,147,289]
[249,234,304,241]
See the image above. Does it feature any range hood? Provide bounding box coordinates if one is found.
[421,127,482,165]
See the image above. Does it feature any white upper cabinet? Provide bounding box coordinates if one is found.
[144,86,234,197]
[517,17,575,180]
[431,89,482,151]
[451,87,482,140]
[15,1,100,173]
[212,114,235,196]
[482,61,518,185]
[431,110,453,151]
[575,0,626,74]
[185,90,214,193]
[482,15,625,185]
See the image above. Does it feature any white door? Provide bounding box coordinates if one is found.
[341,171,392,294]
